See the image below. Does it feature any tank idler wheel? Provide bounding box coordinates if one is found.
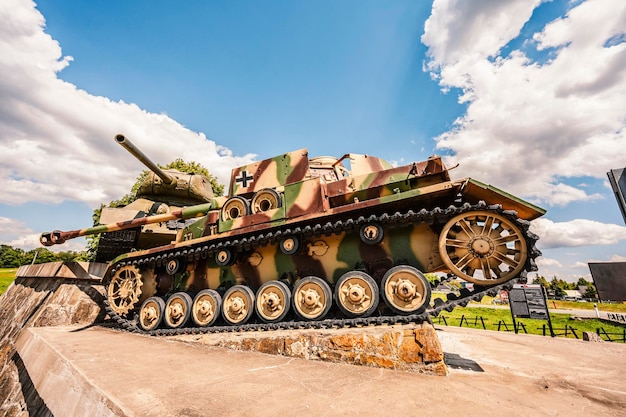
[279,236,300,255]
[215,248,234,266]
[221,196,250,221]
[334,271,379,318]
[380,266,431,315]
[138,297,165,331]
[191,289,222,327]
[292,277,332,321]
[255,281,291,323]
[107,265,144,316]
[251,188,282,213]
[438,210,528,285]
[222,285,255,325]
[163,292,193,329]
[359,223,384,245]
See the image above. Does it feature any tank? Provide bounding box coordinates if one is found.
[41,135,545,333]
[94,135,217,262]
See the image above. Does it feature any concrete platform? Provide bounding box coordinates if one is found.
[14,325,626,417]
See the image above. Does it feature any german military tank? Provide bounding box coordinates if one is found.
[94,135,218,262]
[41,135,545,334]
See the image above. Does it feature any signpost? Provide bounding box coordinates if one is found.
[509,284,555,337]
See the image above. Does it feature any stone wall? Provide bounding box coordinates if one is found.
[177,323,448,375]
[0,263,106,417]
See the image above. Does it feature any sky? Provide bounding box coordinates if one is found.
[1,0,625,282]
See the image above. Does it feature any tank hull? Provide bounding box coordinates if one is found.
[102,152,543,331]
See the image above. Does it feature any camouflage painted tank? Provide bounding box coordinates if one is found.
[41,135,545,333]
[94,135,217,262]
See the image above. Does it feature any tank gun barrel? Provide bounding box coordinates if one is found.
[39,202,214,247]
[115,134,176,185]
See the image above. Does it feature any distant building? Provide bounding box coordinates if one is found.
[563,290,583,300]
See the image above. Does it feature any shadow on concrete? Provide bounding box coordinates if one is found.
[12,351,53,417]
[443,352,484,372]
[70,284,109,333]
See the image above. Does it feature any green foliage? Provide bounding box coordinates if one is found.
[0,245,22,267]
[532,275,550,289]
[447,280,462,290]
[0,244,86,268]
[583,285,598,299]
[424,273,440,284]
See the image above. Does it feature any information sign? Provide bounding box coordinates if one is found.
[509,284,554,336]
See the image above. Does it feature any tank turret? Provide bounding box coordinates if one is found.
[115,134,214,206]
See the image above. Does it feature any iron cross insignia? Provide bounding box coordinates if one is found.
[235,170,254,187]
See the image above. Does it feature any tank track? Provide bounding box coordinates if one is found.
[103,201,540,336]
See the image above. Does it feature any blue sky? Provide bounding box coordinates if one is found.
[1,0,625,282]
[37,1,462,160]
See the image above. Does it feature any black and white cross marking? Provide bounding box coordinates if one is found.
[235,170,254,188]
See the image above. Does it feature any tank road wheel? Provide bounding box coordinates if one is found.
[221,196,250,221]
[381,266,431,315]
[438,211,528,285]
[107,265,144,316]
[292,277,332,321]
[359,223,383,245]
[255,281,291,323]
[251,188,282,213]
[222,285,255,325]
[191,289,222,327]
[279,236,300,255]
[163,292,193,329]
[138,297,165,331]
[334,271,379,318]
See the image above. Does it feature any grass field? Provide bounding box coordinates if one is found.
[434,305,626,342]
[466,294,626,313]
[0,268,17,296]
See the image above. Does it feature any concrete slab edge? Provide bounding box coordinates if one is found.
[15,328,131,417]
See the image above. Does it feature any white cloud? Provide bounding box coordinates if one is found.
[531,217,626,248]
[0,216,84,251]
[536,256,563,268]
[0,0,255,208]
[587,254,626,264]
[422,0,626,207]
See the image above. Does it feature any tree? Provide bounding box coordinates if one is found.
[532,275,550,288]
[23,248,57,264]
[583,285,598,299]
[86,159,223,260]
[0,244,86,267]
[0,245,23,267]
[549,277,568,298]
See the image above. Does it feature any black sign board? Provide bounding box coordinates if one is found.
[608,168,626,225]
[509,284,554,336]
[588,262,626,302]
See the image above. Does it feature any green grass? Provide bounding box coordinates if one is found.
[467,294,626,313]
[433,305,626,342]
[0,268,18,296]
